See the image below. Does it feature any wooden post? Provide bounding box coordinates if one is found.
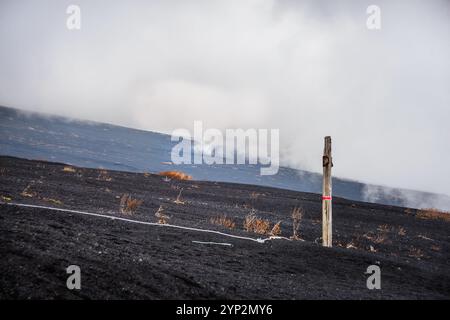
[322,136,333,247]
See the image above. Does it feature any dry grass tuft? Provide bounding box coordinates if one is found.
[361,223,393,246]
[243,212,271,235]
[270,221,282,236]
[158,171,192,181]
[243,213,256,232]
[250,192,263,200]
[174,188,185,205]
[1,195,12,202]
[408,247,425,260]
[346,241,358,249]
[21,183,36,198]
[119,193,143,215]
[210,215,236,229]
[42,197,63,205]
[363,232,387,244]
[62,166,76,173]
[418,234,434,241]
[253,219,271,235]
[416,208,450,222]
[398,227,406,236]
[430,244,441,252]
[291,207,303,240]
[155,205,169,224]
[97,169,112,181]
[377,224,391,232]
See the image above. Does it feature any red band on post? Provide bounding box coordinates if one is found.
[322,196,332,200]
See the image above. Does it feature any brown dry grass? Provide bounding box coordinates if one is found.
[210,215,236,229]
[361,224,394,245]
[243,213,255,232]
[416,208,450,222]
[250,192,263,200]
[97,170,112,181]
[408,247,425,259]
[42,197,63,205]
[345,241,358,249]
[270,221,282,236]
[431,244,441,252]
[291,207,303,240]
[20,183,36,198]
[155,205,169,224]
[363,232,387,244]
[158,171,192,181]
[119,193,143,215]
[62,166,76,173]
[1,195,12,202]
[174,188,185,205]
[243,213,271,235]
[377,224,391,232]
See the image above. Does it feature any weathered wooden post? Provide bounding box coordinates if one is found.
[322,136,333,247]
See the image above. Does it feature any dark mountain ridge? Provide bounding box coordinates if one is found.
[1,105,449,210]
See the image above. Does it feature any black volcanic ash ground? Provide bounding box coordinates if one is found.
[0,156,449,299]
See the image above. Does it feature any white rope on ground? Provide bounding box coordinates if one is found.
[192,241,233,247]
[0,202,290,244]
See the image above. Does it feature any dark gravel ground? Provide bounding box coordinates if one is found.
[0,156,449,299]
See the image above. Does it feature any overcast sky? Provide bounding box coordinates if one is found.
[1,0,449,196]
